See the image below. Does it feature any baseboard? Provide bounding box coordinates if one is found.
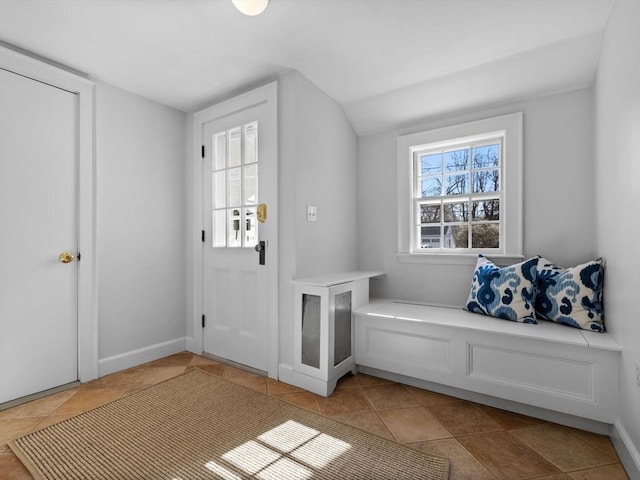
[612,420,640,480]
[97,337,188,377]
[278,363,336,397]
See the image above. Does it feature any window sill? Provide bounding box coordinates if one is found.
[396,253,525,266]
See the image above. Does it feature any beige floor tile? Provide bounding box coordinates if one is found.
[528,475,572,480]
[188,355,221,367]
[81,367,144,390]
[195,363,226,376]
[428,401,502,436]
[458,431,561,480]
[273,392,321,413]
[361,384,420,410]
[378,406,451,443]
[335,374,358,389]
[147,351,195,367]
[131,366,187,387]
[570,428,619,459]
[330,411,394,440]
[316,387,371,416]
[512,424,618,471]
[53,388,125,416]
[0,418,45,452]
[0,389,78,421]
[352,373,393,386]
[409,437,496,480]
[266,379,303,396]
[568,463,629,480]
[223,367,268,393]
[475,404,548,430]
[404,385,461,407]
[0,452,33,480]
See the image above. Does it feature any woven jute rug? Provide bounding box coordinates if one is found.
[10,368,449,480]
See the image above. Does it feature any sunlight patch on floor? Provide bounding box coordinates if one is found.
[206,419,352,479]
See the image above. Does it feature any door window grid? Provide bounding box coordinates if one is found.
[414,138,502,251]
[211,121,258,248]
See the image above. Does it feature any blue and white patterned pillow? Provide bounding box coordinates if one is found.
[535,257,605,332]
[465,255,538,323]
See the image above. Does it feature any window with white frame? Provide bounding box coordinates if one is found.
[397,113,523,262]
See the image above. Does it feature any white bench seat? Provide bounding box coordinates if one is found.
[354,299,621,424]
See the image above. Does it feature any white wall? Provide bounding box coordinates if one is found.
[594,0,640,476]
[97,83,187,372]
[358,88,596,305]
[278,71,358,368]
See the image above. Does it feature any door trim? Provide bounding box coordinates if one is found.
[0,44,98,383]
[191,81,279,378]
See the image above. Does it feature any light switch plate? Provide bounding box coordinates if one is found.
[307,205,317,222]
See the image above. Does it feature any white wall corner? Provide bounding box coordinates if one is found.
[185,337,196,354]
[613,419,640,480]
[97,337,188,377]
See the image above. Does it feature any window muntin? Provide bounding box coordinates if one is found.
[211,121,258,248]
[414,138,502,251]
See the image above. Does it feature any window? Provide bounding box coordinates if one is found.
[397,113,523,262]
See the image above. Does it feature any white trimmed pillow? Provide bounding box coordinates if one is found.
[535,257,605,332]
[465,255,538,323]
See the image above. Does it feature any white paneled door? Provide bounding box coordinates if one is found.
[0,68,79,403]
[201,85,277,373]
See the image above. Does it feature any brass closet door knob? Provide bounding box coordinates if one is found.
[58,252,74,263]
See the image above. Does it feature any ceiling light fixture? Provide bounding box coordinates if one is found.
[232,0,269,16]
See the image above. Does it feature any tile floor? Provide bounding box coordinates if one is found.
[0,352,630,480]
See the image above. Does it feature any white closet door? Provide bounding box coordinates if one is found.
[0,68,78,404]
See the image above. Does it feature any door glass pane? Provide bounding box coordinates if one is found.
[228,127,241,168]
[244,122,257,165]
[212,210,226,247]
[244,164,257,205]
[244,207,257,246]
[228,167,241,207]
[213,131,226,171]
[334,291,351,366]
[227,208,242,248]
[301,294,321,369]
[213,171,226,209]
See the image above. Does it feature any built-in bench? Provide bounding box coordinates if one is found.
[354,298,621,425]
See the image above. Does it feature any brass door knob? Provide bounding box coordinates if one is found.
[59,252,75,264]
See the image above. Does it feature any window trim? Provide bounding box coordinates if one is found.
[397,112,523,263]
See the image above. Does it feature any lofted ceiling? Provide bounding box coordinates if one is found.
[0,0,614,135]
